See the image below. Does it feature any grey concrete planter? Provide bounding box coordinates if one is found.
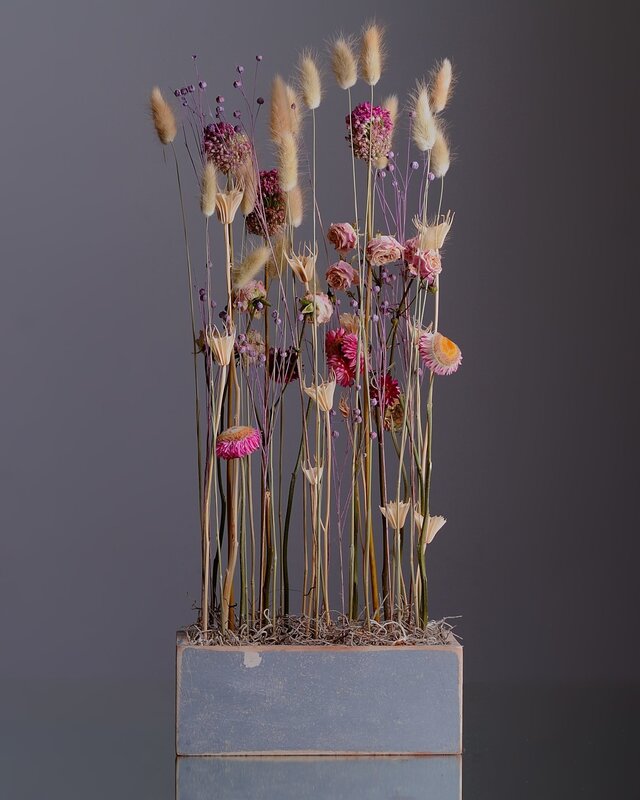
[176,631,462,756]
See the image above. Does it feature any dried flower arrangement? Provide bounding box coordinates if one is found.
[150,23,462,646]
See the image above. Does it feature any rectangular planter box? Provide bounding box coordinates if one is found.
[177,755,462,799]
[176,631,462,756]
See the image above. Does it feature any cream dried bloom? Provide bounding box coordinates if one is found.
[414,508,447,547]
[380,500,411,531]
[303,375,336,413]
[215,186,244,224]
[206,324,236,367]
[412,211,455,251]
[285,245,317,286]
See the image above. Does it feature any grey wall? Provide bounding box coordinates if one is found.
[1,0,637,689]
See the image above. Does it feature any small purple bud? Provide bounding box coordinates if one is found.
[199,81,207,89]
[216,95,225,103]
[379,170,387,178]
[174,89,181,97]
[257,96,265,105]
[233,80,242,89]
[199,289,206,301]
[188,84,195,93]
[192,54,197,60]
[329,409,336,417]
[180,88,188,96]
[388,151,395,159]
[236,65,244,74]
[350,299,359,309]
[276,318,282,326]
[210,300,217,308]
[182,101,188,107]
[370,431,377,440]
[332,430,340,438]
[373,285,381,293]
[233,110,241,118]
[371,398,378,407]
[255,301,264,310]
[428,171,436,182]
[372,314,379,322]
[216,106,224,114]
[219,311,227,319]
[233,125,241,133]
[259,354,267,363]
[411,161,419,170]
[297,313,304,322]
[335,297,342,306]
[256,54,263,62]
[387,164,395,173]
[272,310,278,320]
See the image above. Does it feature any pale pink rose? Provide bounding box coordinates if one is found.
[327,222,357,254]
[326,260,359,291]
[403,237,442,284]
[366,235,404,266]
[302,292,334,325]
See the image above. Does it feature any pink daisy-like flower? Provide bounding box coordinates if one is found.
[203,122,251,174]
[326,327,361,387]
[418,332,462,376]
[370,372,401,412]
[346,102,393,160]
[403,237,442,283]
[216,425,261,460]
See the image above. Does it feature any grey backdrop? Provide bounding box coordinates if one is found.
[1,0,638,698]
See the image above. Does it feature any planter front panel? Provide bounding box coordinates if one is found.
[176,638,462,755]
[177,754,462,799]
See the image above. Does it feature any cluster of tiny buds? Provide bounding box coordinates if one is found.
[271,310,282,326]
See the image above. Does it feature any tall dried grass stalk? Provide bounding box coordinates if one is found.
[278,132,298,191]
[431,123,451,178]
[331,36,357,90]
[359,22,384,86]
[299,51,322,110]
[411,82,436,152]
[232,246,271,289]
[149,87,177,145]
[200,162,218,217]
[429,58,454,114]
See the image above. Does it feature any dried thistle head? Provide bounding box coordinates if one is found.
[429,58,454,114]
[412,211,455,250]
[331,35,357,90]
[286,185,304,228]
[359,22,385,86]
[411,81,436,152]
[431,122,451,178]
[278,132,298,192]
[270,75,299,143]
[232,245,270,289]
[298,51,322,110]
[149,86,177,145]
[200,161,218,217]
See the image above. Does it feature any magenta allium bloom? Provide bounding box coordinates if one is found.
[346,102,393,160]
[326,327,361,387]
[418,332,462,376]
[326,260,359,291]
[233,280,267,316]
[404,237,442,283]
[245,169,286,236]
[300,292,334,324]
[370,372,401,412]
[327,222,357,254]
[203,122,251,174]
[366,235,404,266]
[216,425,261,459]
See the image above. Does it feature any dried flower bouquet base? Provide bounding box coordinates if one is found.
[176,628,462,756]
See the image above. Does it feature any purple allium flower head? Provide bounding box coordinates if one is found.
[346,102,393,160]
[203,121,251,174]
[245,169,287,236]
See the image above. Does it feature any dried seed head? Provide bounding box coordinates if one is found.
[331,35,358,90]
[278,132,298,191]
[431,122,451,178]
[411,81,436,152]
[429,58,454,114]
[232,245,271,289]
[200,161,218,217]
[298,51,322,110]
[359,22,384,86]
[286,184,304,228]
[149,86,177,145]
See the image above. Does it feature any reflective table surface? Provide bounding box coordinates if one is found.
[2,680,637,798]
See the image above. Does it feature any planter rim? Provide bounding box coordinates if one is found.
[176,629,461,652]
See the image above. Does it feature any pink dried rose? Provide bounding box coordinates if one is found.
[403,237,442,283]
[216,425,261,459]
[327,222,357,254]
[326,327,361,387]
[326,260,359,291]
[300,292,334,325]
[366,235,404,266]
[233,280,267,316]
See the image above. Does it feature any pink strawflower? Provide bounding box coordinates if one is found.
[327,222,357,254]
[233,280,267,316]
[366,235,404,266]
[418,332,462,376]
[300,292,334,325]
[216,425,261,459]
[370,372,401,412]
[245,169,286,236]
[346,102,393,160]
[326,260,359,291]
[403,237,442,283]
[326,327,361,387]
[203,122,251,174]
